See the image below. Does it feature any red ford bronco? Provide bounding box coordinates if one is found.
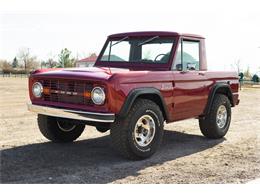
[28,31,239,159]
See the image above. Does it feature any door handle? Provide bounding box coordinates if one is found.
[198,72,205,76]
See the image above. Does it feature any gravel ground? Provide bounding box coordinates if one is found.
[0,77,259,183]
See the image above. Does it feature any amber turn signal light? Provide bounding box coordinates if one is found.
[43,88,50,95]
[83,91,91,98]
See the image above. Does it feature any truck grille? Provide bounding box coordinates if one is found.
[42,79,93,105]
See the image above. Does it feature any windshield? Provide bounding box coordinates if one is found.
[100,37,175,64]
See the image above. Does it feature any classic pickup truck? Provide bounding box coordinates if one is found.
[28,31,239,159]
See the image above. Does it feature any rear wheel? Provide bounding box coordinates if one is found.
[37,114,85,142]
[199,94,231,139]
[110,99,164,160]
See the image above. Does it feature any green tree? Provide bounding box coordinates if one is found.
[252,74,259,82]
[12,57,18,68]
[58,48,75,68]
[239,72,244,81]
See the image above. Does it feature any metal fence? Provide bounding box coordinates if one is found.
[240,80,260,85]
[1,73,29,78]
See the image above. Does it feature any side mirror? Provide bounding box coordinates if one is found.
[176,64,182,71]
[187,63,196,71]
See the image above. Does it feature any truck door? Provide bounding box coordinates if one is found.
[171,38,209,121]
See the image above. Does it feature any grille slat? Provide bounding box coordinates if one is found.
[42,79,93,105]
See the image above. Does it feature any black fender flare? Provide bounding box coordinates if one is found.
[204,83,234,115]
[118,87,169,121]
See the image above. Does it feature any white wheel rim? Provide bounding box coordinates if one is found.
[57,121,76,132]
[216,105,227,129]
[134,115,156,147]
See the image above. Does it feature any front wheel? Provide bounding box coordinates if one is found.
[110,99,164,160]
[37,114,85,142]
[199,94,231,139]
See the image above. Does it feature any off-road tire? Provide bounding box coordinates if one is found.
[110,99,164,160]
[37,114,85,142]
[199,94,231,139]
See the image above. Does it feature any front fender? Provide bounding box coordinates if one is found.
[118,87,170,121]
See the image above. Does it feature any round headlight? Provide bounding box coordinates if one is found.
[91,87,105,105]
[32,82,43,98]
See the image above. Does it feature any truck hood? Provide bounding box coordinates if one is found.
[31,67,130,81]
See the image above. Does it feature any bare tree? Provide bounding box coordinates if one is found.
[0,60,12,73]
[18,48,30,71]
[231,59,241,73]
[27,57,40,71]
[244,66,251,79]
[17,48,39,72]
[45,52,58,68]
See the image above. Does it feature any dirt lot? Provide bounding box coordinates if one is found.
[0,77,259,183]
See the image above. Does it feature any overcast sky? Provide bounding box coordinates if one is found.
[0,0,260,72]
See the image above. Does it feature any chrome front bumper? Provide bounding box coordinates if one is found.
[27,103,115,123]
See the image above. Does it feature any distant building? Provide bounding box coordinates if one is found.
[101,55,124,61]
[76,53,97,67]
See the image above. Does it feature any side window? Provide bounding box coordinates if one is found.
[182,40,200,71]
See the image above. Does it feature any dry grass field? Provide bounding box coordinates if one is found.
[0,77,260,183]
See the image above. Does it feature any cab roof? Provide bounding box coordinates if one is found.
[108,31,204,39]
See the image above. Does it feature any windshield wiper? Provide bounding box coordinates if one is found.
[108,36,128,61]
[138,36,159,46]
[111,36,129,46]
